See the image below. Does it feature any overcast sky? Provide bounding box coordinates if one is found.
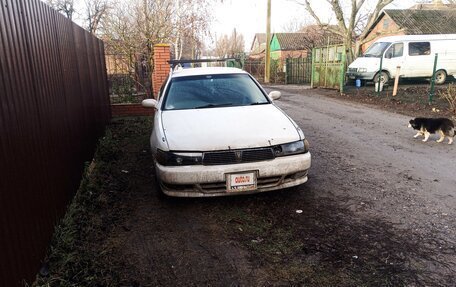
[73,0,418,51]
[211,0,417,50]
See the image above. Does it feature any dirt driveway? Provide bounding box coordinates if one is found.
[37,87,456,287]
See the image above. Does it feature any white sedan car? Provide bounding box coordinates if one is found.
[142,67,311,197]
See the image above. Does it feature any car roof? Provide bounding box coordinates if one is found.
[171,67,248,78]
[375,34,456,43]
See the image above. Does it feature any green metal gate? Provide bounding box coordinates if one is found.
[312,44,346,91]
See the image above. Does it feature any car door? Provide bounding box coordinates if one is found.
[383,42,404,78]
[407,41,433,77]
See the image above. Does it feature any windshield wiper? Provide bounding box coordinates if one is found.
[363,54,379,58]
[194,103,233,109]
[250,102,268,105]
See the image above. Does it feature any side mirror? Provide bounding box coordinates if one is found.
[268,91,281,101]
[142,99,158,109]
[386,53,392,59]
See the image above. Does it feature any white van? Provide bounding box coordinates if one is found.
[347,34,456,85]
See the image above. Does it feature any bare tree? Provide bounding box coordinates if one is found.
[101,0,213,94]
[85,0,112,35]
[214,29,245,58]
[230,29,244,56]
[46,0,75,19]
[298,25,344,51]
[171,0,211,60]
[296,0,394,63]
[281,16,312,32]
[214,34,230,57]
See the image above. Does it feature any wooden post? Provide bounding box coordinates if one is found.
[393,66,401,97]
[311,48,316,88]
[324,38,330,88]
[264,0,271,83]
[339,51,346,94]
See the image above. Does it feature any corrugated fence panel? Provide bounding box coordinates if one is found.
[0,0,111,285]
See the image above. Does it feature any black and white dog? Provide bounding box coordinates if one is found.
[408,117,455,145]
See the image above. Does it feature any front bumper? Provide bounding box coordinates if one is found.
[346,71,376,81]
[155,152,311,197]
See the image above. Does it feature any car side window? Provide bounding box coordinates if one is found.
[408,42,430,56]
[385,42,403,58]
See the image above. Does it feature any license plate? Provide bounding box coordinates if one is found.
[349,75,355,79]
[226,171,257,192]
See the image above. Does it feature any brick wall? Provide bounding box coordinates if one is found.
[361,14,403,52]
[111,104,154,117]
[152,44,171,98]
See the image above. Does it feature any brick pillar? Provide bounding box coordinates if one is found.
[152,44,171,99]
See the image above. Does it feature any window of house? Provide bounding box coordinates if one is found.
[409,42,431,56]
[385,42,404,58]
[382,19,390,30]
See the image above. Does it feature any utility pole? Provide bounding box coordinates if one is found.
[265,0,271,83]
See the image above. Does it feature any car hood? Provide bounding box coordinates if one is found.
[349,57,379,69]
[161,104,301,151]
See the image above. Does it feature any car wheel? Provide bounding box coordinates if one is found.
[373,71,389,85]
[434,70,447,85]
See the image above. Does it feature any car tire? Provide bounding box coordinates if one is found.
[373,71,389,85]
[434,70,447,85]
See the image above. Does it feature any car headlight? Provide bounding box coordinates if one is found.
[156,149,202,166]
[358,68,367,73]
[273,140,309,157]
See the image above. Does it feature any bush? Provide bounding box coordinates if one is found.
[438,83,456,114]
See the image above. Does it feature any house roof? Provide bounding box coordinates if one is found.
[409,3,456,10]
[372,9,456,35]
[249,33,266,54]
[254,33,267,45]
[273,33,311,50]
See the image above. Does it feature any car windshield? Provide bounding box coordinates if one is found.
[363,42,391,58]
[163,74,269,110]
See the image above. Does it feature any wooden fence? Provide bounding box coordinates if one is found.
[312,44,346,90]
[0,0,110,285]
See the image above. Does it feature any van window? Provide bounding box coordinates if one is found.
[364,42,391,57]
[409,42,430,56]
[385,43,403,58]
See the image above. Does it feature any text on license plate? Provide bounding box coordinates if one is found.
[226,171,257,192]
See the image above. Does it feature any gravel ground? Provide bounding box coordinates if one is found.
[35,86,456,287]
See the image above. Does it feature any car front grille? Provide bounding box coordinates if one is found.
[348,67,357,73]
[203,147,274,165]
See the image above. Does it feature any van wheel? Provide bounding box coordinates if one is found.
[373,71,389,85]
[434,70,447,85]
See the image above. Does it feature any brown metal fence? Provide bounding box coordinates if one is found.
[244,58,285,84]
[0,0,110,286]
